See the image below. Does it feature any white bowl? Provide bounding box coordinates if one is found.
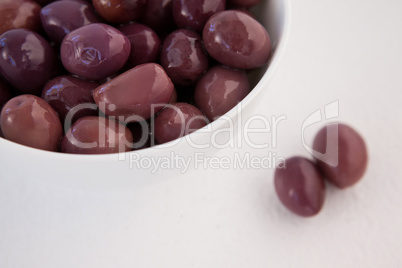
[0,0,291,190]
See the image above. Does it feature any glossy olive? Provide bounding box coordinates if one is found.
[313,123,368,189]
[119,23,161,69]
[153,103,208,144]
[93,63,174,122]
[274,157,326,217]
[173,0,226,32]
[161,29,209,86]
[41,75,99,124]
[194,65,250,121]
[40,0,101,43]
[60,23,131,81]
[92,0,147,23]
[0,0,42,35]
[203,10,271,69]
[0,95,62,151]
[0,29,56,94]
[61,116,133,154]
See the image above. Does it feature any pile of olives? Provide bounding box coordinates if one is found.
[0,0,271,154]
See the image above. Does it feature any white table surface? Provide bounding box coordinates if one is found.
[1,0,402,267]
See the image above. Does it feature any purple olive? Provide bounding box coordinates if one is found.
[60,23,130,81]
[0,29,57,95]
[194,65,250,121]
[40,0,101,43]
[173,0,226,33]
[313,123,368,189]
[92,0,147,24]
[227,0,261,7]
[119,23,161,69]
[274,157,326,217]
[0,94,62,151]
[61,116,133,154]
[161,29,209,86]
[140,0,175,34]
[93,63,174,122]
[41,75,99,124]
[153,103,208,144]
[203,10,271,69]
[0,0,42,35]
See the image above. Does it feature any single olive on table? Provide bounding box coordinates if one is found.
[312,123,368,189]
[274,157,326,217]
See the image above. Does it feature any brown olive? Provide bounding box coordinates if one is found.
[274,157,326,217]
[313,123,368,188]
[1,95,62,151]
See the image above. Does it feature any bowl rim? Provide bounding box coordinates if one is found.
[0,0,292,161]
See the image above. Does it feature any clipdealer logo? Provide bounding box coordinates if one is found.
[63,102,287,152]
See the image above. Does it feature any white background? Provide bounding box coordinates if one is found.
[1,0,402,267]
